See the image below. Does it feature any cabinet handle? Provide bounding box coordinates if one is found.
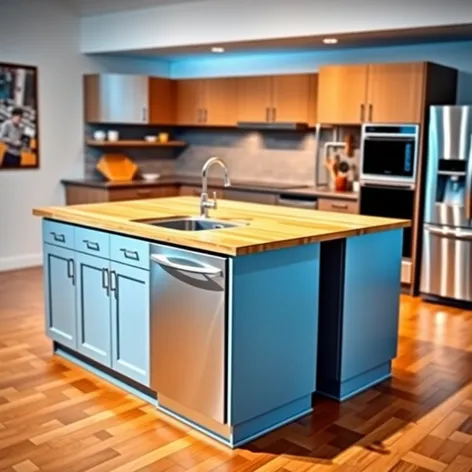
[142,106,147,122]
[83,240,100,251]
[120,248,139,260]
[67,258,75,285]
[110,270,118,299]
[331,203,348,210]
[360,104,365,122]
[50,232,65,243]
[136,189,152,197]
[265,107,270,122]
[203,108,208,123]
[102,268,110,295]
[197,109,202,123]
[368,104,373,122]
[272,107,276,122]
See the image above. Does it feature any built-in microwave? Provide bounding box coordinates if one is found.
[360,124,420,186]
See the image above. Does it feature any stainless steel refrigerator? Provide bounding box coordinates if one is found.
[421,105,472,303]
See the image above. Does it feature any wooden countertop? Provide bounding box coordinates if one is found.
[33,196,409,256]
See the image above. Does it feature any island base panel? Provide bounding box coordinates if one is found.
[317,362,392,402]
[158,393,312,448]
[317,229,403,401]
[53,342,157,406]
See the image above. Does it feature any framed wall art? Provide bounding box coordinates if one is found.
[0,62,39,170]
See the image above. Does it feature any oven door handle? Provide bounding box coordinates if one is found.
[360,181,414,191]
[425,224,472,241]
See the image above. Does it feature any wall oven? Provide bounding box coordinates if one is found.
[360,124,419,186]
[359,123,420,285]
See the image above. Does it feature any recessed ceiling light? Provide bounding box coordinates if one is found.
[211,47,225,53]
[323,38,338,45]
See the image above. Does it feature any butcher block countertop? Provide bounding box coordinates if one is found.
[33,196,410,256]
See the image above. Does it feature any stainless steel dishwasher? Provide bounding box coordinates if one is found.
[150,243,228,429]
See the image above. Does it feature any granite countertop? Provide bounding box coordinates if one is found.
[33,196,407,256]
[61,177,359,201]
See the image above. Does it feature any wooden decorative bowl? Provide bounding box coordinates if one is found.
[96,154,138,182]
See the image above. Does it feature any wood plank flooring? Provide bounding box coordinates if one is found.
[1,267,472,472]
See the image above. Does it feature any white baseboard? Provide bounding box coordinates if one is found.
[0,253,43,272]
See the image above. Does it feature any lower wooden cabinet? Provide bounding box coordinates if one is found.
[223,189,277,205]
[317,197,359,214]
[43,221,151,387]
[65,184,179,205]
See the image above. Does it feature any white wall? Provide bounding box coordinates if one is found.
[80,0,472,54]
[0,0,169,272]
[169,40,472,104]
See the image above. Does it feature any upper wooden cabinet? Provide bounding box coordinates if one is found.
[318,62,428,125]
[236,74,318,125]
[176,78,237,126]
[84,74,175,125]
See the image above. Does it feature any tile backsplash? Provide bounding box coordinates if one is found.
[85,125,360,186]
[174,129,317,185]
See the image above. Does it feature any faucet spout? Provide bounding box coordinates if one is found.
[200,157,231,218]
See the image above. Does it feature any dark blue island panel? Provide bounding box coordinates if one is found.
[317,229,403,401]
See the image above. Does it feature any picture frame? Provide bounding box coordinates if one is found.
[0,62,40,170]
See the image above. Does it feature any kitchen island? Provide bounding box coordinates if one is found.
[33,196,409,448]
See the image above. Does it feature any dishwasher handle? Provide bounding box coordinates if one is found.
[150,254,222,276]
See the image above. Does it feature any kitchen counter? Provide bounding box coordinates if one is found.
[62,177,359,201]
[33,196,407,256]
[35,196,406,448]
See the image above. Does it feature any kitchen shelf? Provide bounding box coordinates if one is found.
[86,140,187,148]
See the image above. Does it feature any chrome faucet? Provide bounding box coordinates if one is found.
[200,157,231,218]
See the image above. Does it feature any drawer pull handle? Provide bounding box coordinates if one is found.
[83,240,100,251]
[332,203,348,210]
[136,190,152,196]
[120,248,139,260]
[50,232,65,243]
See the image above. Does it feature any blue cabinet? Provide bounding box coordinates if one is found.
[110,261,150,386]
[42,221,151,387]
[43,244,77,350]
[75,252,112,367]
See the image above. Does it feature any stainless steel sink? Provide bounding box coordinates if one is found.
[133,216,247,231]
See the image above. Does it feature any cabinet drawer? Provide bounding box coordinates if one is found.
[43,220,75,248]
[110,234,150,270]
[109,186,178,202]
[317,198,359,214]
[75,227,110,258]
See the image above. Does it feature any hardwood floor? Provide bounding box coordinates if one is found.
[1,267,472,472]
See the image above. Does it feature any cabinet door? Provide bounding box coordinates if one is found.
[101,74,149,124]
[148,77,176,125]
[317,65,369,125]
[272,74,315,123]
[202,78,238,126]
[236,76,272,123]
[43,244,77,350]
[176,79,203,125]
[367,63,425,124]
[110,262,150,386]
[76,252,111,366]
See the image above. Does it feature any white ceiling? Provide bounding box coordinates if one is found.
[66,0,206,16]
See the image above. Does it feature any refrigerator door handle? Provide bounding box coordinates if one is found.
[425,224,472,240]
[465,134,472,220]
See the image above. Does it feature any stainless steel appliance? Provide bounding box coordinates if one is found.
[359,124,420,285]
[150,243,229,434]
[276,194,318,209]
[420,105,472,303]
